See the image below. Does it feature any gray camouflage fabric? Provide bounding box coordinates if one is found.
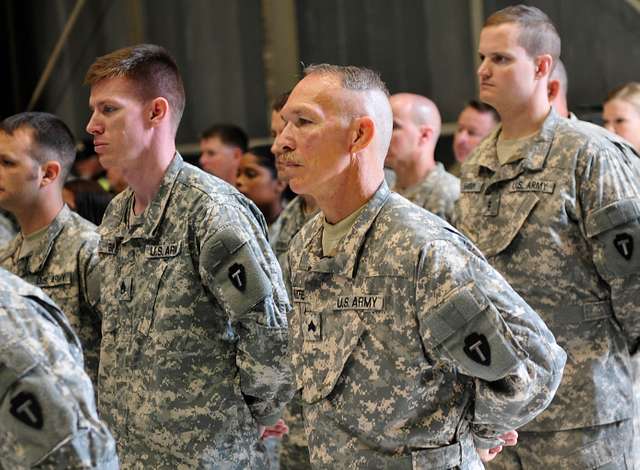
[95,154,293,469]
[0,211,16,245]
[0,267,118,469]
[287,181,566,469]
[270,195,319,268]
[455,108,640,434]
[394,162,460,223]
[0,205,101,384]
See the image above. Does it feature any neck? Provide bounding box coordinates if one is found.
[315,166,383,224]
[394,151,436,191]
[16,193,64,236]
[301,194,318,215]
[125,138,176,214]
[499,96,551,140]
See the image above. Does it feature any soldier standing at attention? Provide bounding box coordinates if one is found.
[385,93,459,222]
[85,44,292,469]
[455,5,640,468]
[273,63,566,469]
[0,112,101,384]
[0,267,118,469]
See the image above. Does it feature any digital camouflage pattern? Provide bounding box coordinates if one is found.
[95,154,293,469]
[0,267,118,469]
[0,211,16,245]
[287,182,566,469]
[269,195,316,469]
[0,205,101,384]
[395,162,460,223]
[270,195,319,268]
[455,109,640,433]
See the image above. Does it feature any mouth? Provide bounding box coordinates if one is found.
[93,142,108,153]
[278,153,303,168]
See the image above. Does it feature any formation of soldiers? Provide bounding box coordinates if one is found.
[1,4,639,470]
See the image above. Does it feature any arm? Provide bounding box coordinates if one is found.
[416,237,566,449]
[197,202,294,426]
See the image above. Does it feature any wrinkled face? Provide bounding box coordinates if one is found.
[270,109,288,180]
[385,97,421,170]
[477,23,538,112]
[603,99,640,152]
[199,136,240,184]
[86,76,151,172]
[273,74,353,198]
[236,152,280,209]
[0,128,42,212]
[453,106,497,163]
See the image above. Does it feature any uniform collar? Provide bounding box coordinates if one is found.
[11,205,71,274]
[297,181,391,278]
[474,107,560,176]
[100,153,183,241]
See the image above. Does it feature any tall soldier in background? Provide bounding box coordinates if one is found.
[456,5,640,468]
[85,44,292,469]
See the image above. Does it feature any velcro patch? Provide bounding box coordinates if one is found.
[461,181,484,193]
[145,242,181,258]
[293,287,305,302]
[34,272,72,287]
[335,295,384,310]
[509,180,555,193]
[10,392,43,429]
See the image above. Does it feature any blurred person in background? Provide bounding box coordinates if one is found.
[236,145,286,231]
[603,82,640,152]
[451,99,500,176]
[199,123,248,185]
[63,178,113,225]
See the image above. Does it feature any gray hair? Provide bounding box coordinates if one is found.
[303,64,389,97]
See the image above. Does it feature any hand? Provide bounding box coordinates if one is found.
[476,430,518,462]
[258,419,289,440]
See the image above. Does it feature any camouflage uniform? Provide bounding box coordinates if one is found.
[270,195,318,469]
[0,268,118,469]
[455,109,640,468]
[95,154,293,469]
[0,205,101,384]
[287,181,566,469]
[0,211,16,245]
[394,162,460,223]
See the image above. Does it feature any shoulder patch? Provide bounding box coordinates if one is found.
[10,392,44,429]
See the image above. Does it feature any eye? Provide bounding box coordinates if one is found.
[615,118,627,124]
[492,55,508,64]
[102,104,117,114]
[296,117,312,126]
[0,157,15,167]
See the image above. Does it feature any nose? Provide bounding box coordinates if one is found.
[477,59,490,80]
[86,111,102,136]
[273,122,295,156]
[604,122,614,132]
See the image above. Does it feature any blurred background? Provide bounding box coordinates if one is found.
[1,0,639,165]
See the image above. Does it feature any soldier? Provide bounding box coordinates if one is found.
[451,100,500,176]
[386,93,459,222]
[199,123,248,185]
[0,112,101,384]
[273,63,566,469]
[84,44,292,468]
[0,210,16,245]
[455,5,640,468]
[0,267,118,469]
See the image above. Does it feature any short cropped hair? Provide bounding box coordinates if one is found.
[247,145,278,179]
[201,124,248,153]
[550,58,568,92]
[468,99,500,123]
[0,112,75,182]
[606,82,640,113]
[303,64,390,97]
[272,91,291,112]
[84,44,185,132]
[485,5,561,66]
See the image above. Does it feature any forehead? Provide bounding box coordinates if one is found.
[89,76,141,104]
[479,23,522,51]
[605,99,637,115]
[0,127,33,152]
[284,74,343,116]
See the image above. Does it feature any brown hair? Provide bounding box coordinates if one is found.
[85,44,185,132]
[606,82,640,113]
[485,5,561,65]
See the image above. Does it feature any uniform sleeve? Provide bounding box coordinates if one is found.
[579,144,640,352]
[197,203,294,426]
[415,237,566,449]
[0,304,118,469]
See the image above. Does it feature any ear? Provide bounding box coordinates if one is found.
[349,116,375,154]
[232,147,243,161]
[548,79,560,101]
[148,97,170,127]
[40,161,61,188]
[418,125,434,146]
[535,55,553,80]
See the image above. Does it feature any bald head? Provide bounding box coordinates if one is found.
[390,93,441,142]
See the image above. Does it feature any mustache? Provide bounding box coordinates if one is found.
[278,152,301,165]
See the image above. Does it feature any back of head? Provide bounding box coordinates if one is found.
[272,91,291,112]
[84,44,185,134]
[303,64,393,160]
[201,124,248,153]
[391,93,442,143]
[485,5,561,67]
[0,112,75,183]
[467,99,500,124]
[247,145,278,179]
[606,82,640,111]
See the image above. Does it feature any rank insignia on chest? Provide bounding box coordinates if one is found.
[98,239,118,255]
[293,287,305,302]
[483,193,500,217]
[303,312,322,342]
[117,277,133,301]
[614,233,633,260]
